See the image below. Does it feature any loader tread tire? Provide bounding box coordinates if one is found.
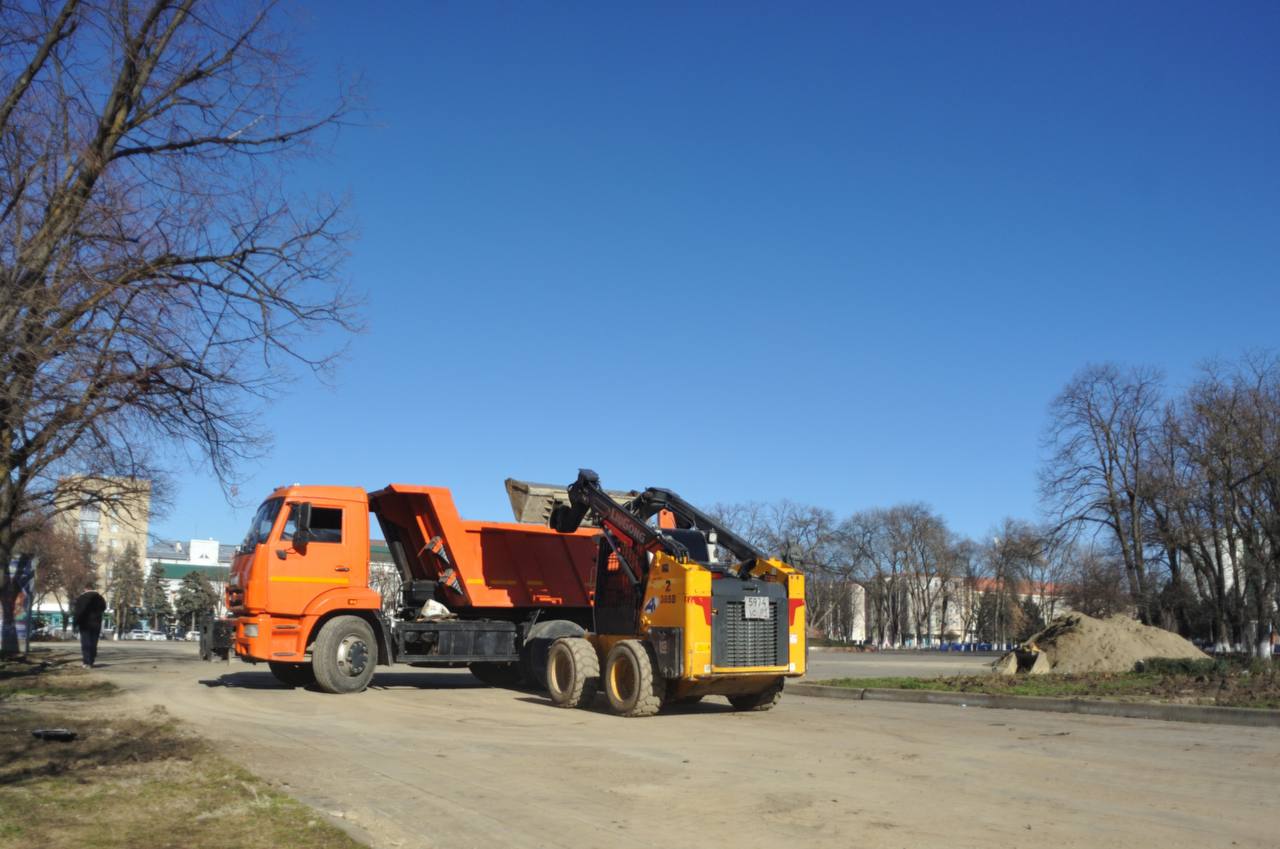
[269,661,315,688]
[546,638,599,709]
[728,678,784,712]
[312,616,377,694]
[604,640,666,717]
[521,620,586,691]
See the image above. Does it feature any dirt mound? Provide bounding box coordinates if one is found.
[997,613,1207,674]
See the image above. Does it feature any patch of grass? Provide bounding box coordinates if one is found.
[0,654,117,702]
[0,655,365,849]
[1137,657,1225,676]
[0,706,364,849]
[817,661,1280,709]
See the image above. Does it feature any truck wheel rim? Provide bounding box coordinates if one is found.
[337,635,369,677]
[610,654,636,703]
[550,649,571,694]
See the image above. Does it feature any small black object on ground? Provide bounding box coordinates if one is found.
[31,727,78,742]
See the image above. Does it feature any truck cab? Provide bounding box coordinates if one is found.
[228,485,383,670]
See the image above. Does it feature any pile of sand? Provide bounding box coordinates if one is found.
[995,612,1208,675]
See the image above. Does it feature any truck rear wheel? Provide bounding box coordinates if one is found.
[269,661,315,688]
[728,678,784,711]
[603,640,665,717]
[469,662,524,688]
[312,616,377,694]
[546,638,599,709]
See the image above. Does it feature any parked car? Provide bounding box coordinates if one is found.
[184,630,200,641]
[125,629,146,641]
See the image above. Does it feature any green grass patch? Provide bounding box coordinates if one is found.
[0,654,117,702]
[816,659,1280,709]
[0,653,366,848]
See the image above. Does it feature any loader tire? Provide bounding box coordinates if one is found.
[603,640,666,717]
[546,638,599,709]
[312,616,377,694]
[728,678,784,712]
[521,619,586,690]
[469,662,524,688]
[269,661,315,688]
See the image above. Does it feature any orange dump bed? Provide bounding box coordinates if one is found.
[370,484,599,611]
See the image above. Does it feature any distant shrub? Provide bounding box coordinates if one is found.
[1135,657,1223,676]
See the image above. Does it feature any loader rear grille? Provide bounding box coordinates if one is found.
[715,600,781,667]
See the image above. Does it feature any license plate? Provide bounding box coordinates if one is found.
[743,596,771,620]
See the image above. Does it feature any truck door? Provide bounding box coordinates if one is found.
[269,501,356,615]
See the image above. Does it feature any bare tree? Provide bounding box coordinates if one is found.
[18,519,93,631]
[1165,355,1280,654]
[841,508,910,647]
[981,518,1043,646]
[879,504,951,647]
[1060,542,1129,619]
[1041,364,1166,623]
[0,1,356,655]
[948,536,984,645]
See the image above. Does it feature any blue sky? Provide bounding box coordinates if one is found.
[154,2,1279,546]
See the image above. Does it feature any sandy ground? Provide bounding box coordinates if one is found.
[84,640,1277,849]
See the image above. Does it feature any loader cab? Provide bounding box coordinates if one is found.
[592,525,723,635]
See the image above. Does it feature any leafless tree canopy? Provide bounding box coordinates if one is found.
[0,0,356,654]
[1041,363,1165,623]
[1043,356,1280,652]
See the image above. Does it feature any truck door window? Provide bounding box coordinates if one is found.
[281,505,343,544]
[310,508,343,542]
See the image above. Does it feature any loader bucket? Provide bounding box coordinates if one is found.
[504,478,637,525]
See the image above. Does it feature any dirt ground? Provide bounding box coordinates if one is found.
[80,641,1278,849]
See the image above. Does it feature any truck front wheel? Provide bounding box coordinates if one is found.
[546,637,599,709]
[312,616,377,694]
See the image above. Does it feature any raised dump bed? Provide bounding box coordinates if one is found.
[371,483,598,612]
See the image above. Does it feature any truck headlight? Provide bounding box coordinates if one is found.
[243,624,258,637]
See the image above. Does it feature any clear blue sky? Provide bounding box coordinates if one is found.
[153,1,1280,546]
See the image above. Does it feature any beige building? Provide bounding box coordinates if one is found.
[56,477,151,584]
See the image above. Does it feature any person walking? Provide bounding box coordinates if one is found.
[72,583,107,669]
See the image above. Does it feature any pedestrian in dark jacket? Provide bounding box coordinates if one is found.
[72,584,107,668]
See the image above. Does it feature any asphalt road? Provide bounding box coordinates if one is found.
[804,648,994,681]
[86,641,1278,849]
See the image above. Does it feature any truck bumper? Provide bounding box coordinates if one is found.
[234,613,307,663]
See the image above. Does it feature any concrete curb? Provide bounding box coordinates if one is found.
[788,683,1280,728]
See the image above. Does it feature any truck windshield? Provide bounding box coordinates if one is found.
[239,498,283,553]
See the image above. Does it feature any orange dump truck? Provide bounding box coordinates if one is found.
[227,483,600,692]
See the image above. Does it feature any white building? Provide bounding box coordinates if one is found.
[145,538,234,628]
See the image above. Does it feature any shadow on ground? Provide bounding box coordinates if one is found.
[513,695,737,715]
[198,669,487,691]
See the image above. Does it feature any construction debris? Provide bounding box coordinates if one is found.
[995,613,1207,675]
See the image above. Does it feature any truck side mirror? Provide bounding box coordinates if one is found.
[293,502,313,550]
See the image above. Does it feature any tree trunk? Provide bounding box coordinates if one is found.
[1,544,21,657]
